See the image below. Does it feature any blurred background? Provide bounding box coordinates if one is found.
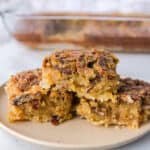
[0,0,150,48]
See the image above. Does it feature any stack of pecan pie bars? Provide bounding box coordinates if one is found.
[5,49,150,128]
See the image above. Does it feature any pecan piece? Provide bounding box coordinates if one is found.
[51,116,59,125]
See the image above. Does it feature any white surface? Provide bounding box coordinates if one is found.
[0,40,150,150]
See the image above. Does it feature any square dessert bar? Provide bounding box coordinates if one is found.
[5,69,74,125]
[77,78,150,128]
[42,49,119,102]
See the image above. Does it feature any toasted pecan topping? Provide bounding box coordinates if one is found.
[117,78,150,103]
[12,69,42,92]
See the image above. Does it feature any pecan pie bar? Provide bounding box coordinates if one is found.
[5,69,74,124]
[76,78,150,128]
[42,49,119,102]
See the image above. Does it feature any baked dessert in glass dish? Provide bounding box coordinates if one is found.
[5,69,75,125]
[42,48,119,102]
[77,78,150,128]
[5,13,150,52]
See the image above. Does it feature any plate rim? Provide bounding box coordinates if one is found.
[1,121,150,149]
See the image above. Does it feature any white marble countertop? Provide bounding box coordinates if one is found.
[0,39,150,150]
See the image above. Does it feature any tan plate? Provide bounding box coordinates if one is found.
[0,84,150,150]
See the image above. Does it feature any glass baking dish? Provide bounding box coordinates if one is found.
[1,0,150,53]
[1,12,150,53]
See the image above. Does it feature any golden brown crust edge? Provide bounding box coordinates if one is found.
[5,69,42,100]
